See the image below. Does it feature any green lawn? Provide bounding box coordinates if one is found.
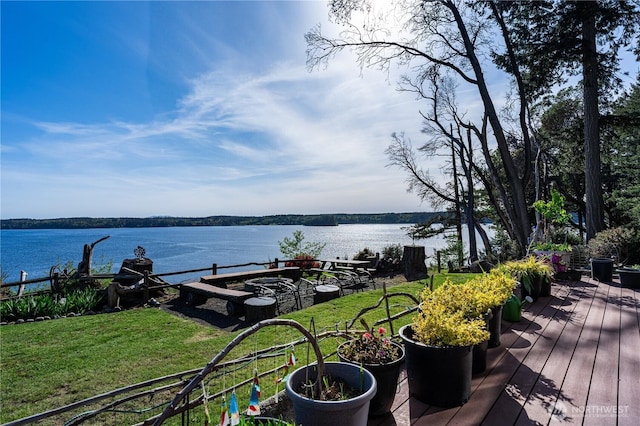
[0,274,471,424]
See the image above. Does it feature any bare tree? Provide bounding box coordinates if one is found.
[307,0,533,254]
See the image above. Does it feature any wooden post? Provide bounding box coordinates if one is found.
[402,245,429,281]
[18,271,27,297]
[143,271,150,304]
[212,263,218,275]
[437,251,442,273]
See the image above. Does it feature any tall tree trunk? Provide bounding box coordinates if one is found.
[582,4,605,240]
[447,1,530,255]
[466,128,478,262]
[451,126,464,266]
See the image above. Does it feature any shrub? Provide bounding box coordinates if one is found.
[278,230,326,260]
[0,288,101,322]
[353,247,375,261]
[412,302,488,347]
[588,227,640,265]
[382,244,403,262]
[284,255,320,270]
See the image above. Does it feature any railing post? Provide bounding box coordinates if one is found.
[274,258,279,268]
[212,263,218,275]
[18,271,27,297]
[143,271,150,303]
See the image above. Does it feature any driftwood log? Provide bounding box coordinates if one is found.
[402,245,429,281]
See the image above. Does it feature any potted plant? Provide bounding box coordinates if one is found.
[498,257,550,301]
[465,270,518,348]
[618,265,640,289]
[285,361,377,426]
[588,227,640,282]
[337,319,405,416]
[399,285,489,407]
[530,190,573,272]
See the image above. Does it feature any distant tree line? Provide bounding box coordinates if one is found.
[0,212,451,230]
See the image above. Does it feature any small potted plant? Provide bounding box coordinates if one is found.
[618,264,640,289]
[400,285,489,407]
[337,319,405,416]
[530,190,573,271]
[498,257,551,301]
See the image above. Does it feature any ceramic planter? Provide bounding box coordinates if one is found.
[285,361,377,426]
[399,325,473,408]
[337,340,405,416]
[618,268,640,289]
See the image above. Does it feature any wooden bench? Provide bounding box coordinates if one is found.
[199,267,300,288]
[179,282,253,316]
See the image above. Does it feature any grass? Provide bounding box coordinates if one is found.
[0,273,472,424]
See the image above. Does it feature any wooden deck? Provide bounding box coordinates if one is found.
[370,275,640,425]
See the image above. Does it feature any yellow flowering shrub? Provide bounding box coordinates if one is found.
[412,302,489,347]
[497,256,552,293]
[412,270,517,347]
[466,270,517,308]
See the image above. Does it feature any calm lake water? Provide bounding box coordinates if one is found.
[0,224,490,285]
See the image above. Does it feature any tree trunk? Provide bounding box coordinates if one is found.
[466,128,478,262]
[447,1,530,255]
[402,245,429,281]
[582,4,606,240]
[451,127,464,266]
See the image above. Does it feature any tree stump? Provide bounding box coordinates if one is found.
[244,296,277,323]
[313,284,340,304]
[402,245,429,281]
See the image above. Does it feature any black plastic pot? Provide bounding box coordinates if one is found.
[472,339,488,375]
[337,341,405,416]
[522,274,541,301]
[591,258,614,282]
[285,362,377,426]
[538,274,551,297]
[618,268,640,289]
[399,325,473,408]
[487,305,503,348]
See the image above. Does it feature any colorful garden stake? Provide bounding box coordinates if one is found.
[229,391,240,426]
[247,371,261,416]
[219,395,229,426]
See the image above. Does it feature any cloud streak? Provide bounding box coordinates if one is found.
[0,1,448,219]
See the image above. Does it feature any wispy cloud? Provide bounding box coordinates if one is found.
[1,1,446,218]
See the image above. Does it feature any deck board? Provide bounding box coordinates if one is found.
[367,276,639,426]
[583,282,620,425]
[618,285,640,426]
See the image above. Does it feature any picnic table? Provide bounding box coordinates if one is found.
[317,259,376,289]
[318,258,372,271]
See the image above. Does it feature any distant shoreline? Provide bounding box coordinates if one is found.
[0,212,448,230]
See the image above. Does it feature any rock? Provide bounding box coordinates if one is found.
[469,260,494,273]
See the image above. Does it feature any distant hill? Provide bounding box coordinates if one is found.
[0,212,449,230]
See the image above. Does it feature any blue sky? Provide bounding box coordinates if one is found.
[2,0,440,219]
[3,2,636,220]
